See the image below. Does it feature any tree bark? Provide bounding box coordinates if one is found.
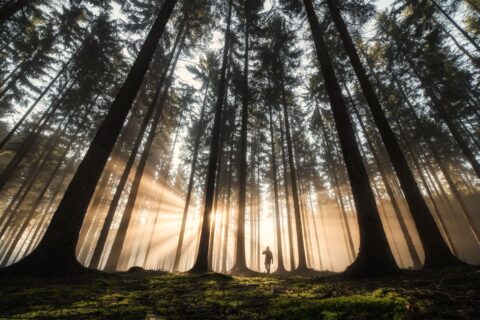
[302,0,398,277]
[326,0,460,268]
[103,33,184,272]
[268,105,286,273]
[173,79,209,271]
[88,22,185,270]
[189,0,232,274]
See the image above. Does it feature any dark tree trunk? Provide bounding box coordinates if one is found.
[278,114,295,271]
[326,0,460,269]
[268,105,286,273]
[189,0,232,274]
[1,101,94,266]
[104,35,184,272]
[173,79,209,271]
[315,107,356,263]
[88,23,185,270]
[0,0,177,276]
[440,25,480,69]
[0,79,74,194]
[430,0,480,53]
[232,0,252,274]
[0,101,81,240]
[279,75,308,272]
[407,62,480,178]
[302,0,397,277]
[344,87,422,269]
[0,51,76,150]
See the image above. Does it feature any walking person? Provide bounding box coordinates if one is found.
[262,246,273,275]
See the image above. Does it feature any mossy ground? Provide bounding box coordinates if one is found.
[0,267,478,319]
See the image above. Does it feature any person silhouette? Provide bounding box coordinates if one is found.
[262,246,273,275]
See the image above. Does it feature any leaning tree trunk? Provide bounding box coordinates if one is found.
[326,0,460,269]
[88,22,185,270]
[103,36,184,272]
[189,0,233,274]
[344,87,422,269]
[0,79,74,194]
[406,61,480,178]
[302,0,398,277]
[430,0,480,53]
[1,101,94,266]
[0,50,77,150]
[0,0,178,276]
[315,107,356,263]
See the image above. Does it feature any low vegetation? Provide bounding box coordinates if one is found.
[1,267,478,319]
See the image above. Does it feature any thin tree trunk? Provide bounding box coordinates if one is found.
[1,101,94,265]
[189,0,232,274]
[232,0,251,274]
[410,63,480,178]
[0,52,76,150]
[268,105,286,273]
[279,114,295,271]
[431,0,480,52]
[0,79,74,193]
[173,80,209,271]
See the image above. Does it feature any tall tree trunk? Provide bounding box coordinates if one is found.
[0,79,74,193]
[88,23,185,270]
[344,87,422,269]
[103,35,184,272]
[0,0,177,276]
[430,0,480,53]
[408,63,480,178]
[268,105,286,273]
[440,24,480,69]
[302,0,397,277]
[173,79,210,271]
[398,87,480,246]
[279,114,295,271]
[232,0,251,274]
[0,101,81,239]
[189,0,232,274]
[1,101,94,265]
[390,110,459,256]
[306,181,323,270]
[0,52,76,150]
[326,0,460,268]
[279,76,308,272]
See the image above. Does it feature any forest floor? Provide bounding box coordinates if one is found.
[0,266,479,319]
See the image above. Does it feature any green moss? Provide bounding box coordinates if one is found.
[0,267,478,319]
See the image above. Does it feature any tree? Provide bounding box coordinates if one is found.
[0,0,178,276]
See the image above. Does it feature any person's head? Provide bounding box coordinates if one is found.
[266,246,270,251]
